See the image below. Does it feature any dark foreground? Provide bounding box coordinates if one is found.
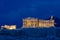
[0,27,60,40]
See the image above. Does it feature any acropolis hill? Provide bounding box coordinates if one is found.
[22,16,55,28]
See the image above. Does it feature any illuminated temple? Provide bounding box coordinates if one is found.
[22,16,55,28]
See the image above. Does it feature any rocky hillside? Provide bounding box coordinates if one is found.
[0,27,60,40]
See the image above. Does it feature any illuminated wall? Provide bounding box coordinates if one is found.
[23,17,38,28]
[1,25,16,30]
[38,20,54,27]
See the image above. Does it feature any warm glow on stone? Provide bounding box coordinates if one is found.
[22,16,55,28]
[1,25,16,30]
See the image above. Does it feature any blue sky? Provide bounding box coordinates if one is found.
[0,0,60,27]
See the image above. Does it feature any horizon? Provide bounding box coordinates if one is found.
[0,16,59,28]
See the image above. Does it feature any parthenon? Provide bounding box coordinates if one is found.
[22,16,55,28]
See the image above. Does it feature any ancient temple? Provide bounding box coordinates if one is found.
[22,16,55,28]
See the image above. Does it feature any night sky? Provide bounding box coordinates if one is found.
[0,0,60,27]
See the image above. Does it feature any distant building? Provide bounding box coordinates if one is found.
[22,16,55,28]
[1,25,16,30]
